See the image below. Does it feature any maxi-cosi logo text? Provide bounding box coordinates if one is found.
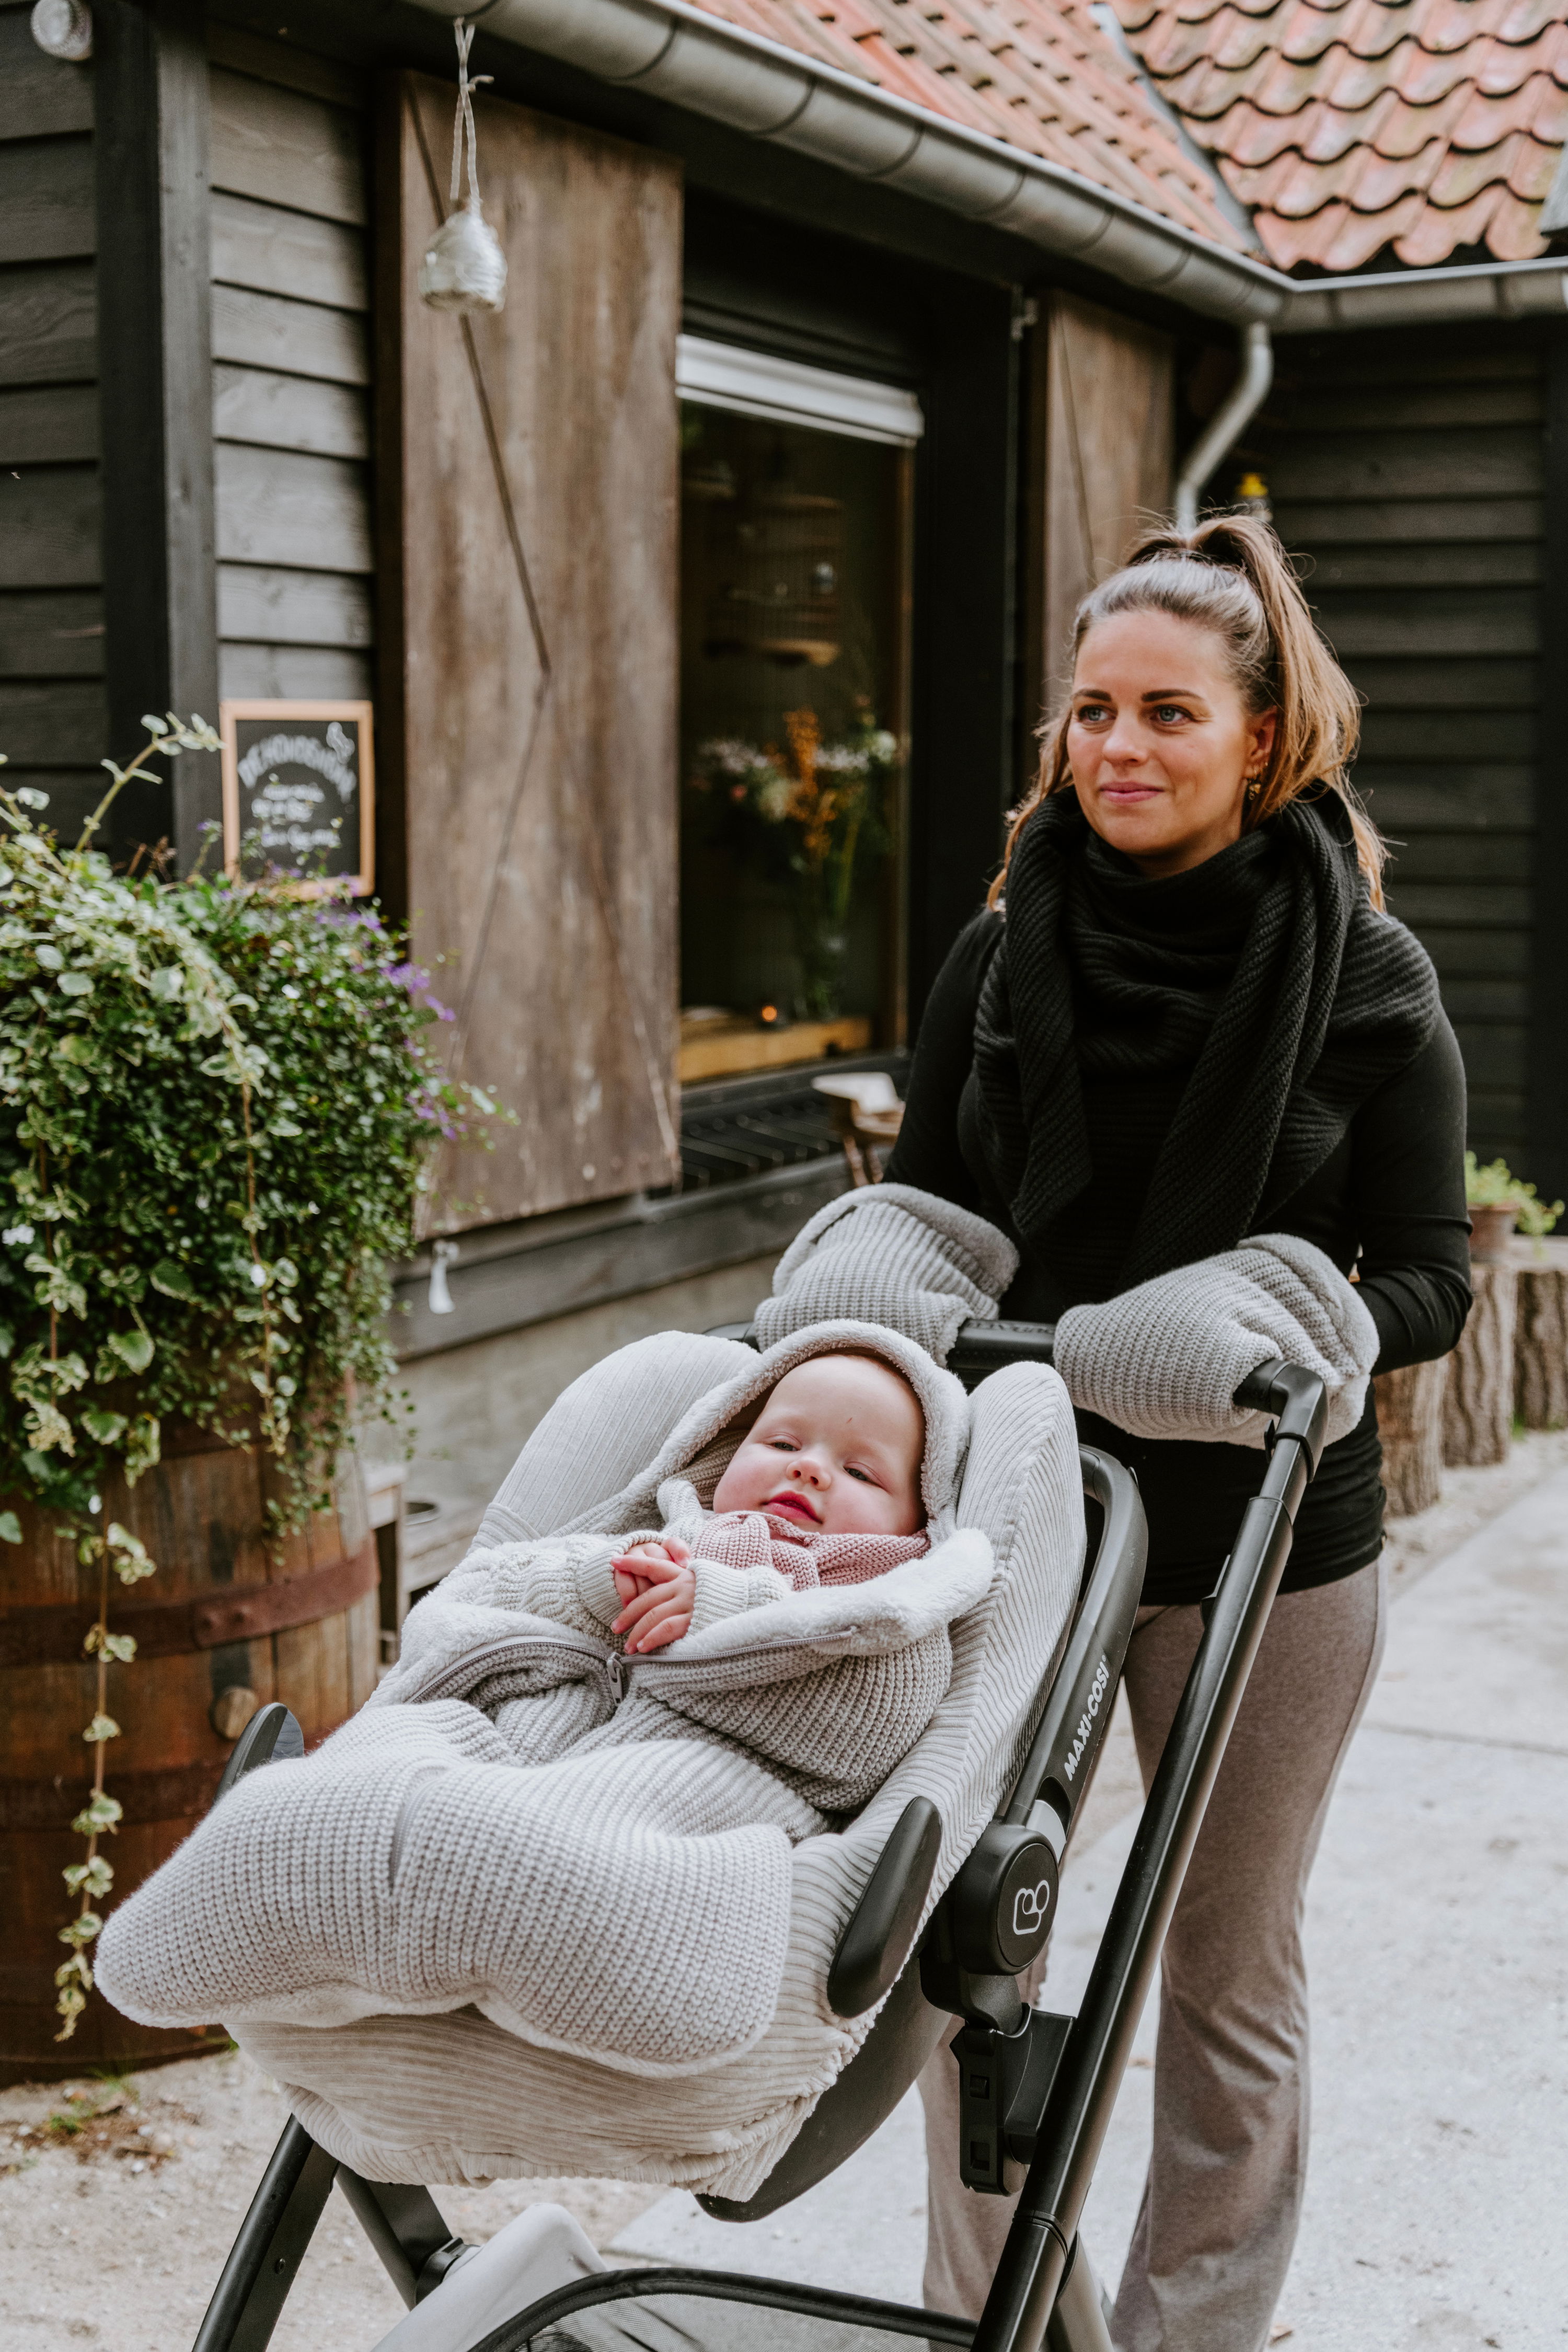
[1060,1656,1111,1782]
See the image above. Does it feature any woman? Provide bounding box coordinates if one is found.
[887,517,1471,2352]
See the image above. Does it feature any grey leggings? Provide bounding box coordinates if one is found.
[919,1555,1387,2352]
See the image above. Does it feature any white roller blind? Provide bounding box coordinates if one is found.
[676,334,925,446]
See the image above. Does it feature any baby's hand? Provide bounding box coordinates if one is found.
[610,1538,695,1653]
[611,1536,684,1607]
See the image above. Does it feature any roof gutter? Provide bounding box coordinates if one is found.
[433,0,1287,325]
[1277,254,1568,333]
[419,0,1568,333]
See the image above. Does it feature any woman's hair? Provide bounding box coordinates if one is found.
[990,513,1385,907]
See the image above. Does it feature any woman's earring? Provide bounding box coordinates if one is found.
[1245,775,1263,802]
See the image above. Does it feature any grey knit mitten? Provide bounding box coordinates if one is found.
[754,1185,1019,1364]
[1054,1232,1379,1449]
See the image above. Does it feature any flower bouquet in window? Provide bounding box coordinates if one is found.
[689,702,899,1020]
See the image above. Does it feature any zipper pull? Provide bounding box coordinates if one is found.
[605,1652,625,1701]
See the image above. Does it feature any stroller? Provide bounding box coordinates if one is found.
[188,1319,1329,2352]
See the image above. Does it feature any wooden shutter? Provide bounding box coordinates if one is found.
[1025,291,1174,728]
[382,74,682,1225]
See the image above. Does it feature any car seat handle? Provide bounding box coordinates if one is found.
[214,1701,304,1805]
[826,1795,943,2019]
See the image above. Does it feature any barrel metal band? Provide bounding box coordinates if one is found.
[0,1538,378,1670]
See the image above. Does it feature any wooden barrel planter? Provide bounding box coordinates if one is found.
[0,1423,377,2086]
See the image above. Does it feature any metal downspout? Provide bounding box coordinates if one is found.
[1173,321,1274,533]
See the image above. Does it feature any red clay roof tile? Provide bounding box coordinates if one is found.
[688,0,1258,246]
[1111,0,1568,264]
[690,0,1567,276]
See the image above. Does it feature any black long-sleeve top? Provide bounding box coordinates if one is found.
[886,912,1473,1602]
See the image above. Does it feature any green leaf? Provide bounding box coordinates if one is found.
[0,1511,20,1543]
[105,1328,154,1375]
[268,1117,303,1137]
[64,1856,114,1898]
[56,971,94,997]
[148,1259,198,1302]
[81,1406,128,1445]
[72,1791,122,1836]
[123,1413,160,1479]
[148,966,183,1002]
[34,942,63,970]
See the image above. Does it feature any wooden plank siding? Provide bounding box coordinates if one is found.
[384,73,684,1223]
[206,50,374,705]
[1026,292,1173,730]
[1253,328,1544,1166]
[0,2,103,836]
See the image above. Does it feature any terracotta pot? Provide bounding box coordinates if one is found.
[0,1424,376,2085]
[1467,1204,1519,1265]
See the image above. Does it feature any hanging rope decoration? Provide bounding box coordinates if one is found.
[419,17,508,315]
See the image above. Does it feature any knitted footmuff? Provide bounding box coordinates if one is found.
[105,1322,1083,2199]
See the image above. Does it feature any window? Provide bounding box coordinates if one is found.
[676,341,919,1085]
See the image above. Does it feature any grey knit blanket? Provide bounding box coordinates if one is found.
[112,1323,1086,2198]
[97,1327,990,2078]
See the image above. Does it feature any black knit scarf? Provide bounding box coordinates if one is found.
[972,789,1441,1286]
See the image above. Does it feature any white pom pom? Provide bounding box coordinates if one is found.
[419,199,508,316]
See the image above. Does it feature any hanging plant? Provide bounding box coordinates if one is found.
[0,717,503,2035]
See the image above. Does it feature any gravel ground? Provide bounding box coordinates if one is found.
[7,1429,1564,2351]
[0,2049,664,2351]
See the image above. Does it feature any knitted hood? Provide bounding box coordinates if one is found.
[546,1318,973,1538]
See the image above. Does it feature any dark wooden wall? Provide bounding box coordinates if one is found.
[0,1,102,844]
[207,27,374,704]
[1253,325,1544,1174]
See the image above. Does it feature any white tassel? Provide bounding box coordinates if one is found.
[420,19,508,317]
[419,199,508,314]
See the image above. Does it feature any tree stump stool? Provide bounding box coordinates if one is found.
[1512,1237,1568,1432]
[1375,1357,1449,1517]
[1443,1262,1518,1467]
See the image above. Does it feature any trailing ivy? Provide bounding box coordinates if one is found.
[0,722,493,1519]
[0,717,500,2036]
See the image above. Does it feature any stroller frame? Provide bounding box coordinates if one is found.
[188,1332,1328,2352]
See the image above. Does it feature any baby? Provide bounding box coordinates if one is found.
[611,1350,929,1653]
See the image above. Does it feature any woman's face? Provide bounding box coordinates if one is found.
[1066,610,1278,879]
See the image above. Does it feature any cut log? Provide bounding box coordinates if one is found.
[1443,1262,1518,1468]
[1513,1238,1568,1431]
[1374,1357,1449,1517]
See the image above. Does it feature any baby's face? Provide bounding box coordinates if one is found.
[711,1354,925,1538]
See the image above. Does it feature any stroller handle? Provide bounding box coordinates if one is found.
[707,1316,1054,1375]
[712,1324,1329,1465]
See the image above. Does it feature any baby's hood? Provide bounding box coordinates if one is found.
[551,1320,972,1543]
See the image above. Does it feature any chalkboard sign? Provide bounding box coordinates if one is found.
[220,700,375,895]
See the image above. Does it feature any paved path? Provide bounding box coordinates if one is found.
[613,1467,1568,2350]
